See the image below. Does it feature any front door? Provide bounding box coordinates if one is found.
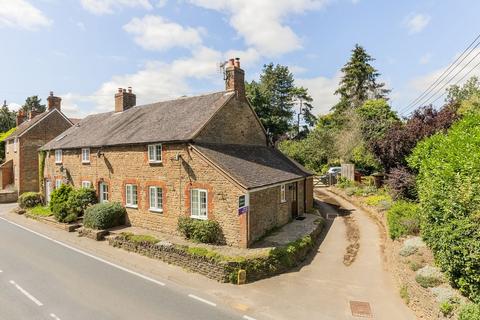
[291,182,298,219]
[45,179,51,203]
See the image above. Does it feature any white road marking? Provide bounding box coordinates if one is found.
[0,217,166,287]
[243,316,257,320]
[9,280,43,306]
[188,294,217,307]
[50,313,61,320]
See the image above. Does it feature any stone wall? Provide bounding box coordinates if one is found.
[108,216,324,284]
[195,98,267,146]
[306,177,314,211]
[44,143,249,247]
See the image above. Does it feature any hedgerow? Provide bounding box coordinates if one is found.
[386,200,420,240]
[408,113,480,302]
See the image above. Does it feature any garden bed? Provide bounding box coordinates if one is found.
[108,216,325,284]
[24,209,81,232]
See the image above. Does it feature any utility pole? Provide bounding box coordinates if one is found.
[297,98,303,137]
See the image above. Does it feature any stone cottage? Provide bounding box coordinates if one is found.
[1,93,74,198]
[42,58,313,248]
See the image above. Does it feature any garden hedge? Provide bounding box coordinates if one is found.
[84,202,126,230]
[18,192,43,209]
[408,112,480,302]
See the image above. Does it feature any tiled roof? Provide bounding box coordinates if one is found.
[6,109,71,140]
[194,143,313,189]
[42,91,234,150]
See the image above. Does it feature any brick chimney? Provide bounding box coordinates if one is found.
[225,57,246,101]
[47,91,62,111]
[28,110,41,120]
[115,87,136,112]
[16,110,26,126]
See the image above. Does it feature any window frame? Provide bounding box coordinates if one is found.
[81,148,90,163]
[125,184,138,208]
[55,149,62,164]
[147,144,162,163]
[99,182,109,203]
[149,186,163,213]
[190,188,208,220]
[81,181,91,188]
[13,138,18,153]
[238,195,246,209]
[280,184,286,203]
[55,179,62,189]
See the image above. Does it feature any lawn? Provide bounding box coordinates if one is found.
[28,206,52,217]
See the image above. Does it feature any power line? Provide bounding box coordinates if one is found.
[401,48,480,116]
[399,32,480,115]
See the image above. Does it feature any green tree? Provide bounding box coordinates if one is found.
[20,96,46,114]
[333,44,390,113]
[246,63,315,142]
[356,99,399,145]
[446,76,480,114]
[0,102,15,133]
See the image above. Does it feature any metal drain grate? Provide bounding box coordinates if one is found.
[326,213,338,220]
[350,301,373,318]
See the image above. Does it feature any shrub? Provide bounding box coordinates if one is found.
[459,304,480,320]
[49,184,73,222]
[365,193,392,208]
[400,284,410,304]
[386,201,420,240]
[84,202,126,230]
[337,177,354,189]
[385,166,417,200]
[66,187,97,217]
[18,192,43,209]
[415,266,443,288]
[408,113,480,301]
[177,217,221,244]
[439,301,455,317]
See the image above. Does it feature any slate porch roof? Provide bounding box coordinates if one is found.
[42,91,234,150]
[193,143,313,189]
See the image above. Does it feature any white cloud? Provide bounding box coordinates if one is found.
[0,0,52,30]
[80,0,153,15]
[189,0,328,56]
[7,103,21,112]
[404,13,430,34]
[123,15,203,51]
[297,73,340,115]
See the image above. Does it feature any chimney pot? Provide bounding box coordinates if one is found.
[128,87,132,93]
[118,88,123,93]
[225,57,246,102]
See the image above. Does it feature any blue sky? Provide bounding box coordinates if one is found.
[1,0,479,118]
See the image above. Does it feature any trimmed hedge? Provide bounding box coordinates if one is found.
[177,217,221,244]
[18,192,43,209]
[49,184,73,222]
[66,187,97,217]
[408,113,480,302]
[84,202,126,230]
[386,200,420,240]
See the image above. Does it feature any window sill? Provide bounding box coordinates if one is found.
[149,208,163,213]
[126,205,138,209]
[190,215,208,220]
[280,200,287,204]
[55,162,62,165]
[148,160,163,164]
[82,161,90,164]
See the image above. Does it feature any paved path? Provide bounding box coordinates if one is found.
[0,190,416,320]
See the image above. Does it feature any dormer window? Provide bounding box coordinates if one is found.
[148,144,162,163]
[82,148,90,163]
[55,149,62,164]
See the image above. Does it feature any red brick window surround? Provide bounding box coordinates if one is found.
[81,181,91,188]
[148,186,163,213]
[190,188,208,220]
[125,184,138,208]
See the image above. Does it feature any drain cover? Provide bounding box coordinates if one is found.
[350,301,373,318]
[326,213,338,220]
